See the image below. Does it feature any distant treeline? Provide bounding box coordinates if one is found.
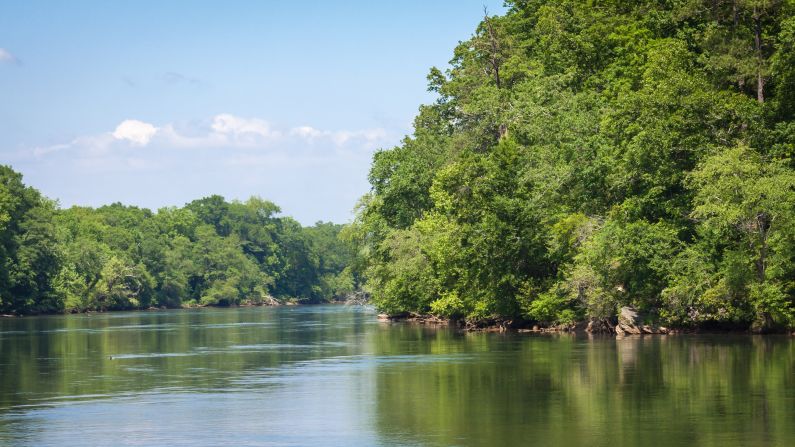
[0,165,358,315]
[348,0,795,331]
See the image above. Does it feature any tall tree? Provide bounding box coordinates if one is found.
[0,166,62,314]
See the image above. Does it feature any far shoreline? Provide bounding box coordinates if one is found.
[0,299,361,319]
[4,305,793,336]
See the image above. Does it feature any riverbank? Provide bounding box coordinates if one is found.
[6,302,792,335]
[378,307,795,336]
[0,292,370,318]
[0,302,287,318]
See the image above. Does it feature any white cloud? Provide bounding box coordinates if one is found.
[290,125,387,147]
[150,114,283,148]
[290,126,324,140]
[18,114,398,224]
[31,134,115,159]
[211,114,279,139]
[32,143,70,158]
[25,114,390,165]
[159,124,228,149]
[0,48,18,64]
[113,120,158,146]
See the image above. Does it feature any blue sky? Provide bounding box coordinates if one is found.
[0,0,506,224]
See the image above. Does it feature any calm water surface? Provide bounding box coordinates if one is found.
[0,305,793,446]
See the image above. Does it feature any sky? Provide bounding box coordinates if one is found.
[0,0,507,225]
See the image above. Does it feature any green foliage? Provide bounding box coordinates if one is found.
[0,166,62,314]
[354,0,795,330]
[686,145,795,329]
[430,292,468,319]
[524,284,580,325]
[0,166,356,315]
[572,219,683,314]
[368,226,438,315]
[5,2,795,331]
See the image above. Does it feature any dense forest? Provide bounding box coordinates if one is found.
[0,165,357,315]
[349,0,795,331]
[4,0,795,332]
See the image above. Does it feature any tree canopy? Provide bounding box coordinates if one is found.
[349,0,795,331]
[3,1,795,331]
[0,166,357,315]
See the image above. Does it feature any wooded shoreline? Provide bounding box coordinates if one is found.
[347,1,795,334]
[4,1,795,332]
[6,302,793,336]
[0,170,361,316]
[0,294,367,318]
[378,310,795,336]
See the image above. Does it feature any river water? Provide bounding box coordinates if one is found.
[0,305,793,446]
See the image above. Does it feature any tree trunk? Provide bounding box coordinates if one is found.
[732,0,738,29]
[498,124,508,140]
[755,213,770,282]
[753,7,765,103]
[483,10,502,89]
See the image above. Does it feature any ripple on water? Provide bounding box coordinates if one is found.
[110,352,198,360]
[228,343,316,350]
[122,366,158,373]
[41,325,178,334]
[200,322,275,329]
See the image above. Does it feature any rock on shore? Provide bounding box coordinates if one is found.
[615,307,668,335]
[379,307,671,336]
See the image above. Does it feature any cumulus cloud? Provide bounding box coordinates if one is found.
[17,114,397,223]
[0,48,19,64]
[290,126,324,140]
[158,124,227,149]
[289,125,387,147]
[25,114,390,164]
[152,114,283,148]
[211,114,280,141]
[113,120,159,146]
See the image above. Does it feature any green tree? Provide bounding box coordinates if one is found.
[689,145,795,329]
[353,0,795,331]
[0,166,62,314]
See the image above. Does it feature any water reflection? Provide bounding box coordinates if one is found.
[0,306,793,446]
[368,329,794,447]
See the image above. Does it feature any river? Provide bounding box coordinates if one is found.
[0,305,793,446]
